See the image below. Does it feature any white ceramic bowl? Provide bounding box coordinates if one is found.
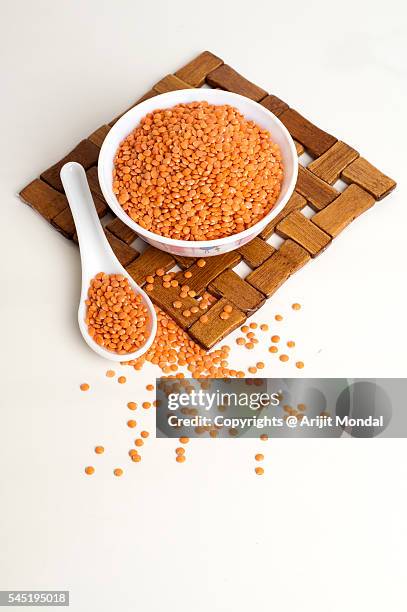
[98,89,298,257]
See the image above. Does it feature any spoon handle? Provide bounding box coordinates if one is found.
[60,162,113,278]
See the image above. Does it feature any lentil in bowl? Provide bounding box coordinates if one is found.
[98,89,298,257]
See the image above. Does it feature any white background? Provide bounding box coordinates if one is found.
[1,1,406,610]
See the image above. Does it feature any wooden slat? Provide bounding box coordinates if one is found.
[172,254,197,270]
[279,109,337,157]
[88,124,111,148]
[308,141,359,185]
[206,64,267,102]
[104,230,139,267]
[117,242,138,267]
[126,246,175,285]
[296,165,339,210]
[312,184,375,238]
[294,140,305,156]
[341,157,396,200]
[276,210,331,257]
[174,251,241,296]
[208,269,265,315]
[260,94,289,117]
[105,217,137,245]
[19,179,67,221]
[175,51,223,87]
[85,167,108,216]
[188,298,246,350]
[109,89,158,126]
[147,283,202,329]
[153,74,191,95]
[259,192,306,240]
[51,207,76,238]
[237,237,275,268]
[40,139,100,192]
[246,240,310,297]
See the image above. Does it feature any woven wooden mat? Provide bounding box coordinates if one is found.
[19,51,396,350]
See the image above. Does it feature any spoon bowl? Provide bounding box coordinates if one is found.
[60,162,157,362]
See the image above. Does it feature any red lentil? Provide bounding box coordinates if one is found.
[106,370,115,378]
[95,446,104,454]
[127,401,137,410]
[118,376,127,384]
[296,361,305,369]
[113,468,123,477]
[113,102,283,241]
[86,273,149,355]
[84,466,95,475]
[80,383,90,391]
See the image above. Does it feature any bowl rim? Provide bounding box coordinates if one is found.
[98,89,298,248]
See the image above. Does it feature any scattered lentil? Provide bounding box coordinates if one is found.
[95,446,104,454]
[84,466,95,475]
[80,383,90,392]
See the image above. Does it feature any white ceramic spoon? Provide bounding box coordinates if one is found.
[60,161,157,362]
